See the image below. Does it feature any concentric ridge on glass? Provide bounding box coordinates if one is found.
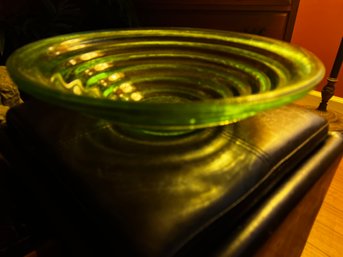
[6,28,325,131]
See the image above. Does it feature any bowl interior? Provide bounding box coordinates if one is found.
[6,28,325,131]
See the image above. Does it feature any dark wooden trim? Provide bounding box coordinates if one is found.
[133,0,292,6]
[133,1,293,11]
[132,0,300,41]
[284,0,300,41]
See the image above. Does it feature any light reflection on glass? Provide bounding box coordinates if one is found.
[85,69,93,76]
[50,72,144,101]
[131,92,143,101]
[72,86,82,95]
[48,39,87,56]
[100,79,108,86]
[108,72,125,82]
[68,59,78,66]
[119,82,135,93]
[94,63,112,72]
[80,51,102,61]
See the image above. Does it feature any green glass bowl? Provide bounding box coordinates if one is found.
[6,28,324,131]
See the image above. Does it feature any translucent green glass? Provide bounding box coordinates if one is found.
[6,28,325,131]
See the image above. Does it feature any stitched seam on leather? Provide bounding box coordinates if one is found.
[176,122,329,256]
[220,122,329,214]
[264,122,329,176]
[224,130,270,165]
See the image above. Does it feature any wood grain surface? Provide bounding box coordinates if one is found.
[301,158,343,257]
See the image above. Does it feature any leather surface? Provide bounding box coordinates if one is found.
[5,101,330,257]
[212,132,343,257]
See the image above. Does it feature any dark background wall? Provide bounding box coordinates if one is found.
[0,0,137,64]
[292,0,343,98]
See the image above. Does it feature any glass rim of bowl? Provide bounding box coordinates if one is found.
[6,28,325,130]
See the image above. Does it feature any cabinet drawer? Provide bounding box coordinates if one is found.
[134,0,292,7]
[137,11,288,40]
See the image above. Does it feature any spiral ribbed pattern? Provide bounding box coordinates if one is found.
[48,32,292,101]
[7,29,324,131]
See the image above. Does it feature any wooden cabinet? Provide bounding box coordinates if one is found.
[132,0,300,41]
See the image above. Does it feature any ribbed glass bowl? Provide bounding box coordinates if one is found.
[6,28,324,131]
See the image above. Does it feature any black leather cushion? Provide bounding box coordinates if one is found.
[3,101,334,256]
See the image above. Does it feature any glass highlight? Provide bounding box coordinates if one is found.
[6,28,325,131]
